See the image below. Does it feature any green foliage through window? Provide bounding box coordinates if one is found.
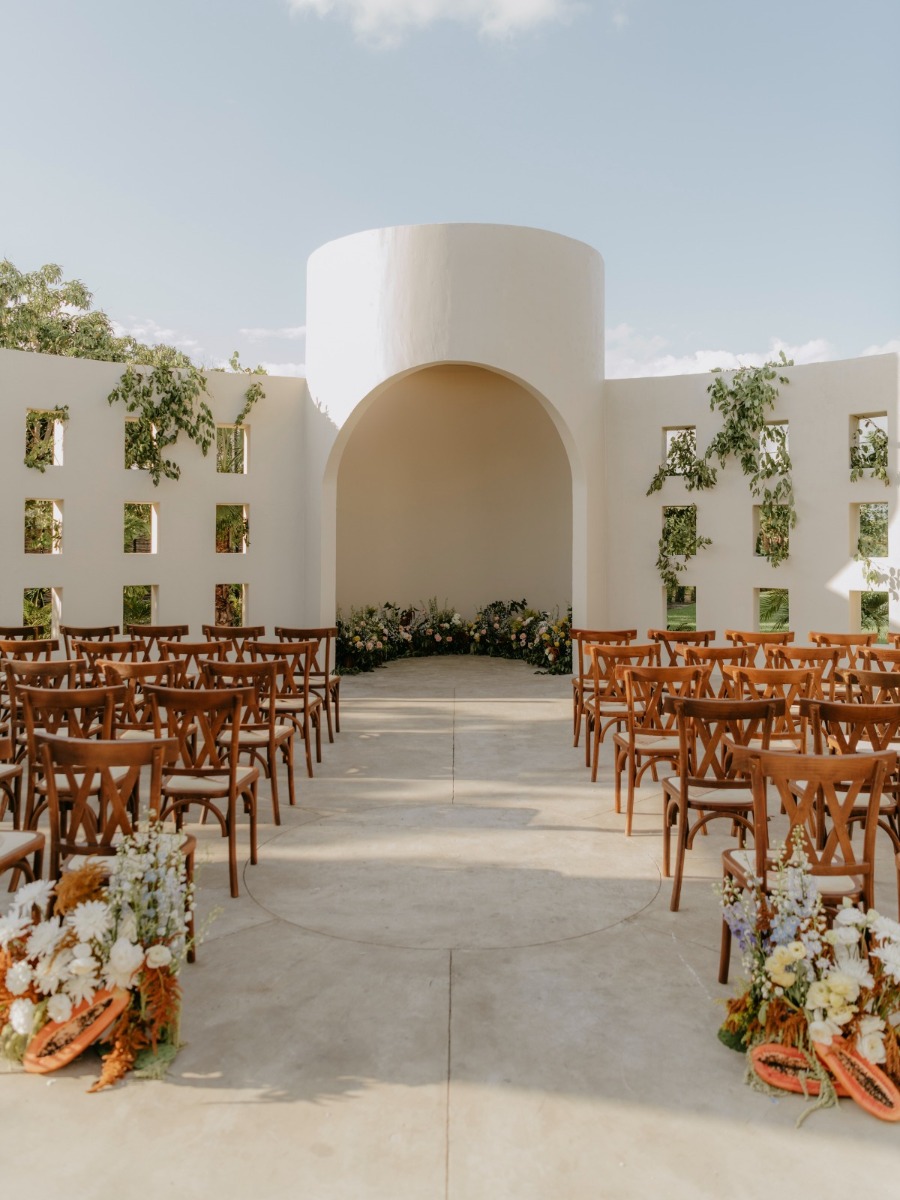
[24,499,61,553]
[758,588,789,633]
[850,417,889,485]
[214,584,245,626]
[657,506,710,600]
[24,408,68,471]
[215,505,249,553]
[123,585,152,626]
[23,588,53,637]
[124,504,153,553]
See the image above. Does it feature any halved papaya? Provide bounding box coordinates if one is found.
[23,989,129,1075]
[814,1037,900,1122]
[751,1043,849,1098]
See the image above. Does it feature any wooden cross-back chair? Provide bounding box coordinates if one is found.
[202,625,266,662]
[680,645,750,697]
[718,747,897,982]
[71,639,140,686]
[274,626,341,742]
[201,659,295,823]
[0,735,25,834]
[19,684,125,831]
[0,638,59,663]
[647,628,715,666]
[0,626,41,640]
[810,631,875,669]
[4,659,86,776]
[100,659,188,739]
[126,624,190,661]
[659,695,782,912]
[581,642,660,782]
[569,629,637,747]
[248,641,323,777]
[60,625,120,658]
[837,669,900,705]
[158,639,228,685]
[724,630,794,666]
[721,666,818,751]
[765,645,842,700]
[144,684,259,898]
[612,664,709,835]
[859,646,900,673]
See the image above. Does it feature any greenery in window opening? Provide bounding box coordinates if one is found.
[124,504,153,553]
[1,260,267,481]
[657,507,711,600]
[860,591,889,643]
[214,584,244,626]
[24,407,69,471]
[758,587,790,633]
[647,354,794,582]
[23,587,52,638]
[855,501,890,591]
[123,585,153,626]
[215,505,250,553]
[850,418,890,485]
[24,500,62,553]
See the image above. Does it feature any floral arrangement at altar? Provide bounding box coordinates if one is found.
[0,821,194,1091]
[719,830,900,1121]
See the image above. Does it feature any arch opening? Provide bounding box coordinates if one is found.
[335,364,573,617]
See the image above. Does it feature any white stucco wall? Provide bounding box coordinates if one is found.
[605,353,900,638]
[336,364,572,615]
[1,224,897,641]
[0,348,315,632]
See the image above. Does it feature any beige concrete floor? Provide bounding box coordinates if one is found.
[3,657,900,1197]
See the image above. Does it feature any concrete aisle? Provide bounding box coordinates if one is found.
[3,657,899,1198]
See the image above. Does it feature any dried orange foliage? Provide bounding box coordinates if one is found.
[53,863,108,915]
[89,967,181,1092]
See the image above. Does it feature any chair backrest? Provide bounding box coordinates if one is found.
[859,646,900,673]
[158,639,228,682]
[681,645,750,697]
[586,642,660,700]
[810,631,875,669]
[837,669,900,705]
[249,641,316,698]
[273,627,337,682]
[202,625,265,661]
[0,626,41,640]
[662,696,783,787]
[72,639,140,685]
[722,666,818,743]
[810,700,900,756]
[37,733,178,868]
[20,684,124,754]
[647,628,715,665]
[0,638,59,662]
[570,629,637,685]
[766,645,842,699]
[729,746,895,904]
[4,659,87,745]
[60,624,120,657]
[617,665,710,734]
[724,630,794,666]
[143,684,250,771]
[201,660,279,729]
[100,660,188,728]
[126,623,190,661]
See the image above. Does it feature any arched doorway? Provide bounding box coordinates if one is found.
[335,364,572,616]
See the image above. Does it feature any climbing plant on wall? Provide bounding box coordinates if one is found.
[647,353,794,583]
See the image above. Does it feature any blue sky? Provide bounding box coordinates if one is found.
[2,0,897,377]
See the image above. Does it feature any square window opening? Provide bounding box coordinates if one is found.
[24,499,63,554]
[857,502,889,559]
[23,586,61,638]
[662,426,697,477]
[853,590,890,645]
[215,584,246,626]
[850,413,889,481]
[666,585,697,632]
[125,503,156,553]
[754,504,791,558]
[216,504,249,553]
[125,418,157,471]
[25,410,65,469]
[217,425,247,474]
[123,585,156,627]
[757,588,789,633]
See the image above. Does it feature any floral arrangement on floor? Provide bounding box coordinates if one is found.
[719,830,900,1121]
[336,598,572,676]
[0,821,194,1091]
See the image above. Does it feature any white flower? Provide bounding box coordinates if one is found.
[809,1017,842,1045]
[46,993,73,1024]
[856,1015,887,1065]
[835,904,867,927]
[0,913,30,950]
[832,926,863,947]
[830,954,874,990]
[806,980,831,1010]
[117,912,138,942]
[9,998,36,1036]
[64,975,97,1006]
[25,916,64,959]
[873,942,900,983]
[67,900,112,943]
[825,971,861,1003]
[5,961,33,995]
[10,879,54,917]
[104,938,144,989]
[68,951,98,978]
[870,913,900,941]
[145,944,172,969]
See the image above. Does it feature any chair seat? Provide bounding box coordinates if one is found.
[163,768,258,796]
[675,782,753,809]
[631,732,679,752]
[0,829,44,868]
[225,724,294,746]
[724,847,863,897]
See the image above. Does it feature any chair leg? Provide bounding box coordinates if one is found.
[268,750,281,826]
[718,916,732,984]
[670,805,689,912]
[333,682,341,734]
[625,753,637,836]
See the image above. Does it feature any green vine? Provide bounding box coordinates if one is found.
[24,406,69,471]
[647,354,794,584]
[850,418,890,485]
[108,363,215,485]
[656,506,712,598]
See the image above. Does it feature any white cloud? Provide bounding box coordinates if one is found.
[861,337,900,356]
[238,325,307,341]
[605,325,835,379]
[287,0,577,44]
[257,360,307,377]
[112,317,203,356]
